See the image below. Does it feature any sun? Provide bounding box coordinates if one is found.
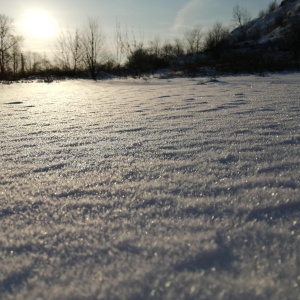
[22,9,57,38]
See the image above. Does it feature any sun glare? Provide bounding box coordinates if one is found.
[22,9,57,38]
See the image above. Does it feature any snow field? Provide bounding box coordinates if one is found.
[0,74,300,299]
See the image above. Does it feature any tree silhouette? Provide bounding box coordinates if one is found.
[0,14,22,78]
[232,5,252,40]
[184,25,203,54]
[55,27,83,75]
[204,22,230,58]
[82,17,105,80]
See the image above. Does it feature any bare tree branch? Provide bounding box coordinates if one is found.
[232,5,252,39]
[0,14,23,76]
[184,25,203,54]
[82,17,105,80]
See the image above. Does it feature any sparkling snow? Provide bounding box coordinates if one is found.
[0,74,300,299]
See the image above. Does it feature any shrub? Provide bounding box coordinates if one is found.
[204,22,230,58]
[286,20,300,64]
[268,1,279,13]
[247,26,262,41]
[125,48,168,77]
[258,10,266,18]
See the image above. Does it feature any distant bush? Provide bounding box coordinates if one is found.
[219,50,292,74]
[274,13,286,27]
[247,26,262,41]
[286,20,300,65]
[184,25,203,55]
[204,22,230,58]
[125,48,168,77]
[258,10,266,18]
[268,1,279,13]
[258,2,279,19]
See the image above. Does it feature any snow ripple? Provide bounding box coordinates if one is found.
[0,74,300,299]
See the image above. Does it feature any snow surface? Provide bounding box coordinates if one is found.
[0,74,300,299]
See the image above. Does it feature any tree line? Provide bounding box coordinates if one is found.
[0,12,231,80]
[1,1,299,80]
[53,17,232,79]
[0,14,53,80]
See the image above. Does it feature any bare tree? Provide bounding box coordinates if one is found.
[148,37,161,57]
[55,28,71,71]
[232,5,252,39]
[23,51,33,73]
[204,22,230,57]
[11,35,23,75]
[115,21,144,58]
[0,14,22,78]
[114,21,146,77]
[160,41,174,60]
[82,17,105,80]
[70,29,83,73]
[114,19,127,70]
[32,52,43,73]
[55,27,83,74]
[173,38,185,57]
[41,53,52,72]
[20,53,25,75]
[114,20,145,76]
[268,1,278,13]
[184,25,203,54]
[23,51,44,74]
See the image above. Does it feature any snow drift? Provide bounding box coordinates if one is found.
[0,74,300,299]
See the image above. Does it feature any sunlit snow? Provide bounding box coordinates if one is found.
[0,74,299,299]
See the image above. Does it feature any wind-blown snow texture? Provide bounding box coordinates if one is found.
[1,74,300,300]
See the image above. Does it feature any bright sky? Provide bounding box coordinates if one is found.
[1,0,274,55]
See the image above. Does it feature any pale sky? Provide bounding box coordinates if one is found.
[1,0,275,55]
